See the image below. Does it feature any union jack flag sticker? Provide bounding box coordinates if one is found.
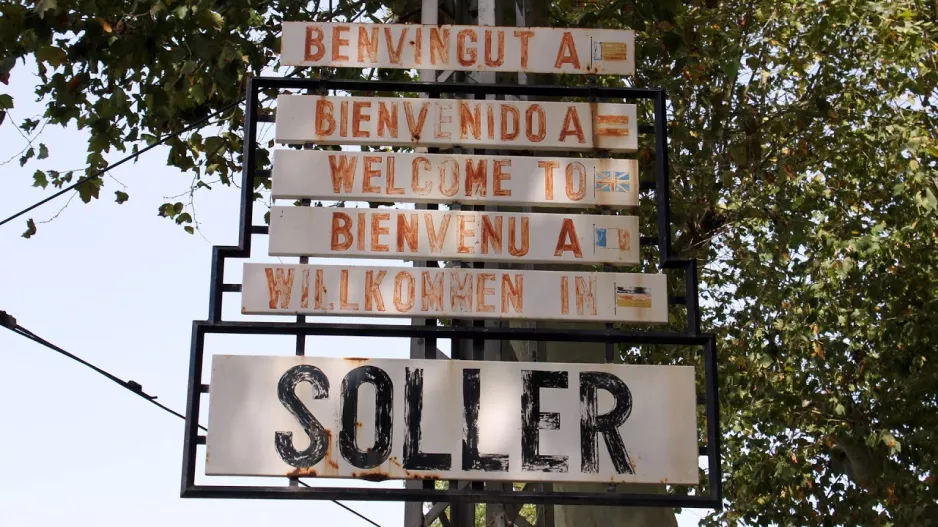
[595,170,631,193]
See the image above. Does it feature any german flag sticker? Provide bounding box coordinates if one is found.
[592,41,629,62]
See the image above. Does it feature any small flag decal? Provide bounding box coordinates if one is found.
[616,286,652,309]
[593,41,629,62]
[595,171,631,193]
[594,226,631,252]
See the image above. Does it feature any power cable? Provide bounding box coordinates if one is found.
[0,310,383,527]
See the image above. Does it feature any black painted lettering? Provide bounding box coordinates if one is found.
[579,372,634,474]
[403,367,452,470]
[340,365,393,469]
[275,365,330,468]
[462,369,509,471]
[521,370,569,472]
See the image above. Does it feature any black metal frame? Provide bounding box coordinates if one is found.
[180,76,722,509]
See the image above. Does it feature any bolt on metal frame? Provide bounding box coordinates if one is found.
[180,76,722,509]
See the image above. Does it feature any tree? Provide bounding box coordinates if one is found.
[5,0,937,525]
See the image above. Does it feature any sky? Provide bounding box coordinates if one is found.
[0,60,708,526]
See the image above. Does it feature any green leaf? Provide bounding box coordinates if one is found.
[115,190,129,204]
[36,46,67,67]
[21,219,37,239]
[32,170,48,189]
[0,94,13,109]
[924,188,937,212]
[37,143,49,160]
[77,177,103,203]
[175,212,192,225]
[184,226,195,234]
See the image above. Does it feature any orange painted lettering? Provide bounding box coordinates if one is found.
[513,30,534,69]
[465,158,486,196]
[300,268,310,308]
[501,274,523,313]
[265,267,295,309]
[404,101,429,140]
[352,100,371,138]
[358,26,379,62]
[481,216,502,254]
[412,157,432,195]
[457,215,476,254]
[386,156,403,195]
[539,160,559,200]
[450,272,473,312]
[558,106,585,143]
[575,276,597,315]
[493,159,510,197]
[508,216,529,256]
[332,25,350,62]
[362,155,382,193]
[484,29,505,67]
[339,100,348,137]
[364,270,386,311]
[340,269,359,310]
[393,271,416,312]
[554,32,581,69]
[439,158,459,197]
[560,276,569,314]
[330,212,353,250]
[457,29,477,66]
[476,273,496,312]
[554,218,583,257]
[425,214,452,253]
[304,26,325,61]
[384,26,408,65]
[430,28,450,65]
[397,213,419,252]
[421,271,444,311]
[356,212,365,250]
[501,105,519,140]
[378,103,398,138]
[434,101,452,139]
[565,162,586,201]
[315,99,336,136]
[460,101,482,140]
[329,154,357,193]
[370,212,390,252]
[525,104,546,142]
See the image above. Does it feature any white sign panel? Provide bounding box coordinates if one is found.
[242,264,668,323]
[281,22,635,75]
[206,355,698,484]
[268,206,640,265]
[275,95,638,152]
[272,150,640,208]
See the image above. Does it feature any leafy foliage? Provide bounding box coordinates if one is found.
[4,0,938,525]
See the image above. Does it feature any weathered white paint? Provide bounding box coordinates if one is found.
[268,206,640,265]
[205,355,698,484]
[274,95,638,152]
[272,150,640,208]
[241,263,668,323]
[281,22,635,75]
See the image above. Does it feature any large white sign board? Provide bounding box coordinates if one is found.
[242,264,668,323]
[272,150,640,208]
[269,206,640,265]
[205,355,698,484]
[281,22,635,75]
[275,95,638,152]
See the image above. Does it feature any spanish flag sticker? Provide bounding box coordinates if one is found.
[592,41,629,62]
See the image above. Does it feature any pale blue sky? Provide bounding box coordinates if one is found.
[0,60,708,526]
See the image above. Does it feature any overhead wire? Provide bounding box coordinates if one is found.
[0,310,383,527]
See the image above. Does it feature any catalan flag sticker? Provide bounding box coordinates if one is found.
[616,286,652,309]
[593,41,629,62]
